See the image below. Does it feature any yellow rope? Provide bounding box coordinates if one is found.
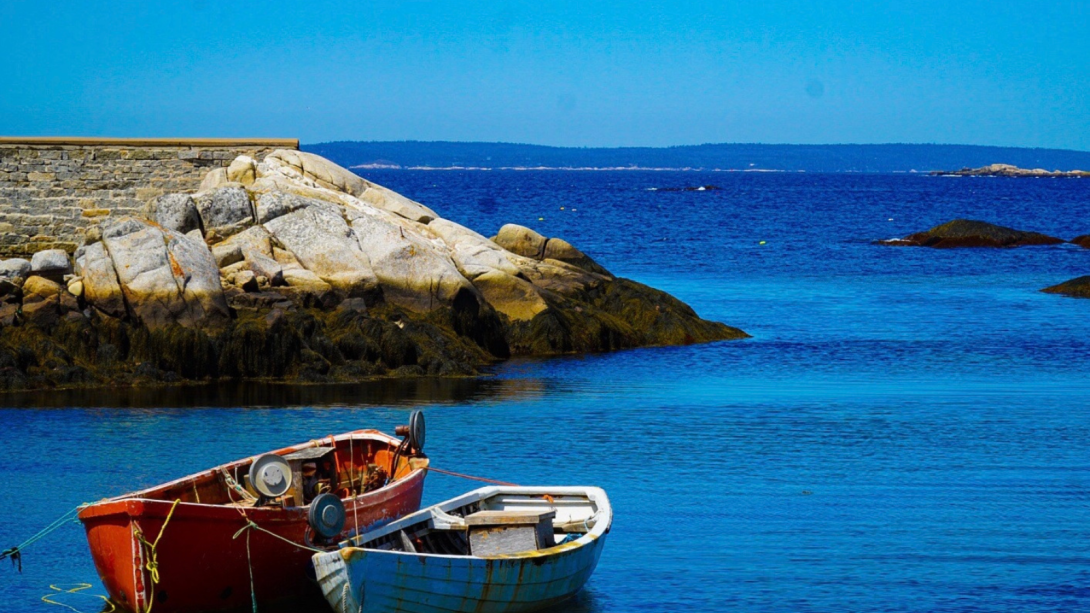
[132,499,181,613]
[41,583,116,613]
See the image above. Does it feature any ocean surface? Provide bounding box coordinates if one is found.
[3,171,1090,612]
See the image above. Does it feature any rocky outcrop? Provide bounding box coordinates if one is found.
[930,164,1090,178]
[880,219,1064,248]
[0,150,746,391]
[1042,276,1090,299]
[1070,235,1090,249]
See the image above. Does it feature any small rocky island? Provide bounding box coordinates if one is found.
[879,219,1064,248]
[930,163,1090,178]
[0,150,746,391]
[1041,277,1090,299]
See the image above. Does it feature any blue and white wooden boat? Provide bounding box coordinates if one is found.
[311,485,611,613]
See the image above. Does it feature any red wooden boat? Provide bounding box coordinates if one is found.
[78,424,428,613]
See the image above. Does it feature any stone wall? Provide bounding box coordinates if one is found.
[0,137,298,256]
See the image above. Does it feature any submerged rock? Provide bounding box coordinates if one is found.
[0,150,746,391]
[881,219,1064,248]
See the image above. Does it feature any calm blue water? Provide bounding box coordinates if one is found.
[3,172,1090,612]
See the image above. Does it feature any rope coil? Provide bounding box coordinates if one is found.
[41,583,116,613]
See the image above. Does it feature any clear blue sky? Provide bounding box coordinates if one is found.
[2,1,1087,149]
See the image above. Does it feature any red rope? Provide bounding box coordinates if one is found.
[427,467,518,487]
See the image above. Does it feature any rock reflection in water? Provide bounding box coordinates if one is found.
[0,376,547,409]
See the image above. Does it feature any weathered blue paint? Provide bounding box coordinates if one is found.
[313,486,612,613]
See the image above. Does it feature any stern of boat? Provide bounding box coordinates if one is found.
[313,548,363,613]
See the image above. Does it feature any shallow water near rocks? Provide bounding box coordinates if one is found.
[3,171,1090,612]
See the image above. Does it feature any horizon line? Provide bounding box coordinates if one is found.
[306,140,1090,154]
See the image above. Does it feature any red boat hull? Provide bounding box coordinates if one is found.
[78,432,427,613]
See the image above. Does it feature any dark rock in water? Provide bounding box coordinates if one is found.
[1041,276,1090,299]
[650,185,722,192]
[1070,235,1090,249]
[881,219,1064,248]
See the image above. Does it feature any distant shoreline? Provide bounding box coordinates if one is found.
[350,164,804,172]
[308,141,1090,174]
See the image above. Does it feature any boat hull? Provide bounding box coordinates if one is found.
[78,433,427,613]
[316,532,607,613]
[313,486,612,613]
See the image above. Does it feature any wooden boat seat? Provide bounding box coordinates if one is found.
[464,510,556,556]
[464,510,556,526]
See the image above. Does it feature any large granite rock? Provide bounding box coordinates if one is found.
[195,186,254,238]
[428,219,522,279]
[74,241,126,318]
[347,209,475,311]
[494,224,547,259]
[80,217,230,329]
[265,149,438,223]
[0,150,746,391]
[881,219,1064,248]
[148,193,202,234]
[262,204,378,295]
[227,155,258,186]
[471,269,548,321]
[494,224,611,276]
[255,191,315,224]
[0,258,32,285]
[30,249,72,279]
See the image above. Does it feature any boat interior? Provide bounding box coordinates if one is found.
[123,431,426,508]
[351,488,607,557]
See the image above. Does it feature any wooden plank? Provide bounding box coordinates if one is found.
[463,509,555,526]
[469,525,539,556]
[283,447,333,461]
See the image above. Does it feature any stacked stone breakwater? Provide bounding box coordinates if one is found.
[0,137,298,256]
[0,143,746,391]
